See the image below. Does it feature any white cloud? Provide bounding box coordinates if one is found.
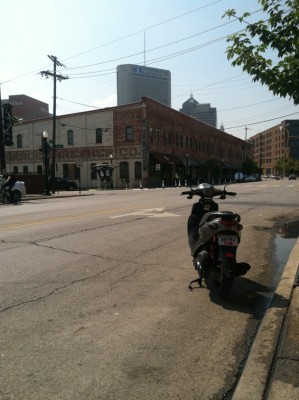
[92,94,117,109]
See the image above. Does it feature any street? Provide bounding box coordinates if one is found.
[0,179,299,400]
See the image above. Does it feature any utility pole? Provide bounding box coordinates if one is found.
[244,126,249,141]
[40,55,68,193]
[0,85,5,172]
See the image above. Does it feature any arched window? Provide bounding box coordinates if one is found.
[23,166,29,174]
[67,130,74,145]
[37,165,43,174]
[126,126,133,141]
[13,166,18,174]
[96,128,103,144]
[119,161,129,180]
[17,134,22,148]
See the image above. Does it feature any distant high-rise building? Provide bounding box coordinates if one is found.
[117,64,171,106]
[180,94,217,128]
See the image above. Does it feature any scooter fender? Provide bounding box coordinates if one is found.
[218,245,238,278]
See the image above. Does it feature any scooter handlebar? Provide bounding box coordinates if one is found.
[225,191,236,197]
[181,190,192,195]
[181,188,236,198]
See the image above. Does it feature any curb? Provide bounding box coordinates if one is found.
[232,238,299,399]
[22,192,94,201]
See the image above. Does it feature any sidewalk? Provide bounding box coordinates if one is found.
[232,238,299,400]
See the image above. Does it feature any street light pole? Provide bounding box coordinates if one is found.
[42,131,51,195]
[186,153,189,185]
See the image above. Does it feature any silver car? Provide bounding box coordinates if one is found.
[0,176,26,203]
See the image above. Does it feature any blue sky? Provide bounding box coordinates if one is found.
[1,0,298,139]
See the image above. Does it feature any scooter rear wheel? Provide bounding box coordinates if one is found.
[215,261,233,297]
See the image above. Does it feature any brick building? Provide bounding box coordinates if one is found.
[247,120,299,176]
[4,97,247,190]
[3,95,50,121]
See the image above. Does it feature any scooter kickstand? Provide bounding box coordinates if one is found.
[188,278,202,291]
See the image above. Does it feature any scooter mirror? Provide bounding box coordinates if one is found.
[187,194,193,199]
[220,194,226,200]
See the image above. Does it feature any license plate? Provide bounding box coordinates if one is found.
[218,235,238,246]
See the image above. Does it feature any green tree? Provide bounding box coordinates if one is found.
[223,0,299,104]
[242,156,259,175]
[274,158,286,175]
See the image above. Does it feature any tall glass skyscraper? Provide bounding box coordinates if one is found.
[117,64,171,107]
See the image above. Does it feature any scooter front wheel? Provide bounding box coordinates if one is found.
[215,261,233,297]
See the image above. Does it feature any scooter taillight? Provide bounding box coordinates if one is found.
[224,252,234,258]
[220,219,237,226]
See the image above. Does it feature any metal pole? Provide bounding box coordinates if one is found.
[42,132,51,195]
[0,86,6,172]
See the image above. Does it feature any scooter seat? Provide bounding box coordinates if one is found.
[199,211,235,226]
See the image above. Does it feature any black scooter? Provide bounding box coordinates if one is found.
[181,183,250,297]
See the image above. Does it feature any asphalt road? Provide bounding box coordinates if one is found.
[0,179,298,400]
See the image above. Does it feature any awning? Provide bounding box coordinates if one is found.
[176,156,202,167]
[150,153,183,165]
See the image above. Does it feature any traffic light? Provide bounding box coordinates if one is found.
[3,103,14,146]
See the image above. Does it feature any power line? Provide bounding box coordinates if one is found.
[62,0,225,63]
[226,111,299,129]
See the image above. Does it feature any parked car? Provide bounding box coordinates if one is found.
[49,177,78,191]
[288,174,297,180]
[245,175,258,182]
[0,176,26,202]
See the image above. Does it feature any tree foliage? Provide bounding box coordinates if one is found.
[223,0,299,104]
[242,156,259,175]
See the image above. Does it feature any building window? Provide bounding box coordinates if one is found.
[91,163,97,179]
[163,131,166,145]
[23,166,29,174]
[135,161,142,180]
[17,134,22,148]
[156,129,159,144]
[96,128,102,144]
[119,161,129,180]
[126,126,133,141]
[67,130,74,145]
[149,128,153,142]
[13,166,18,174]
[37,165,43,174]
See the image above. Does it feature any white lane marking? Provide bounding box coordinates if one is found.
[110,208,180,219]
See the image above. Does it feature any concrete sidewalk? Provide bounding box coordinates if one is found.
[232,238,299,400]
